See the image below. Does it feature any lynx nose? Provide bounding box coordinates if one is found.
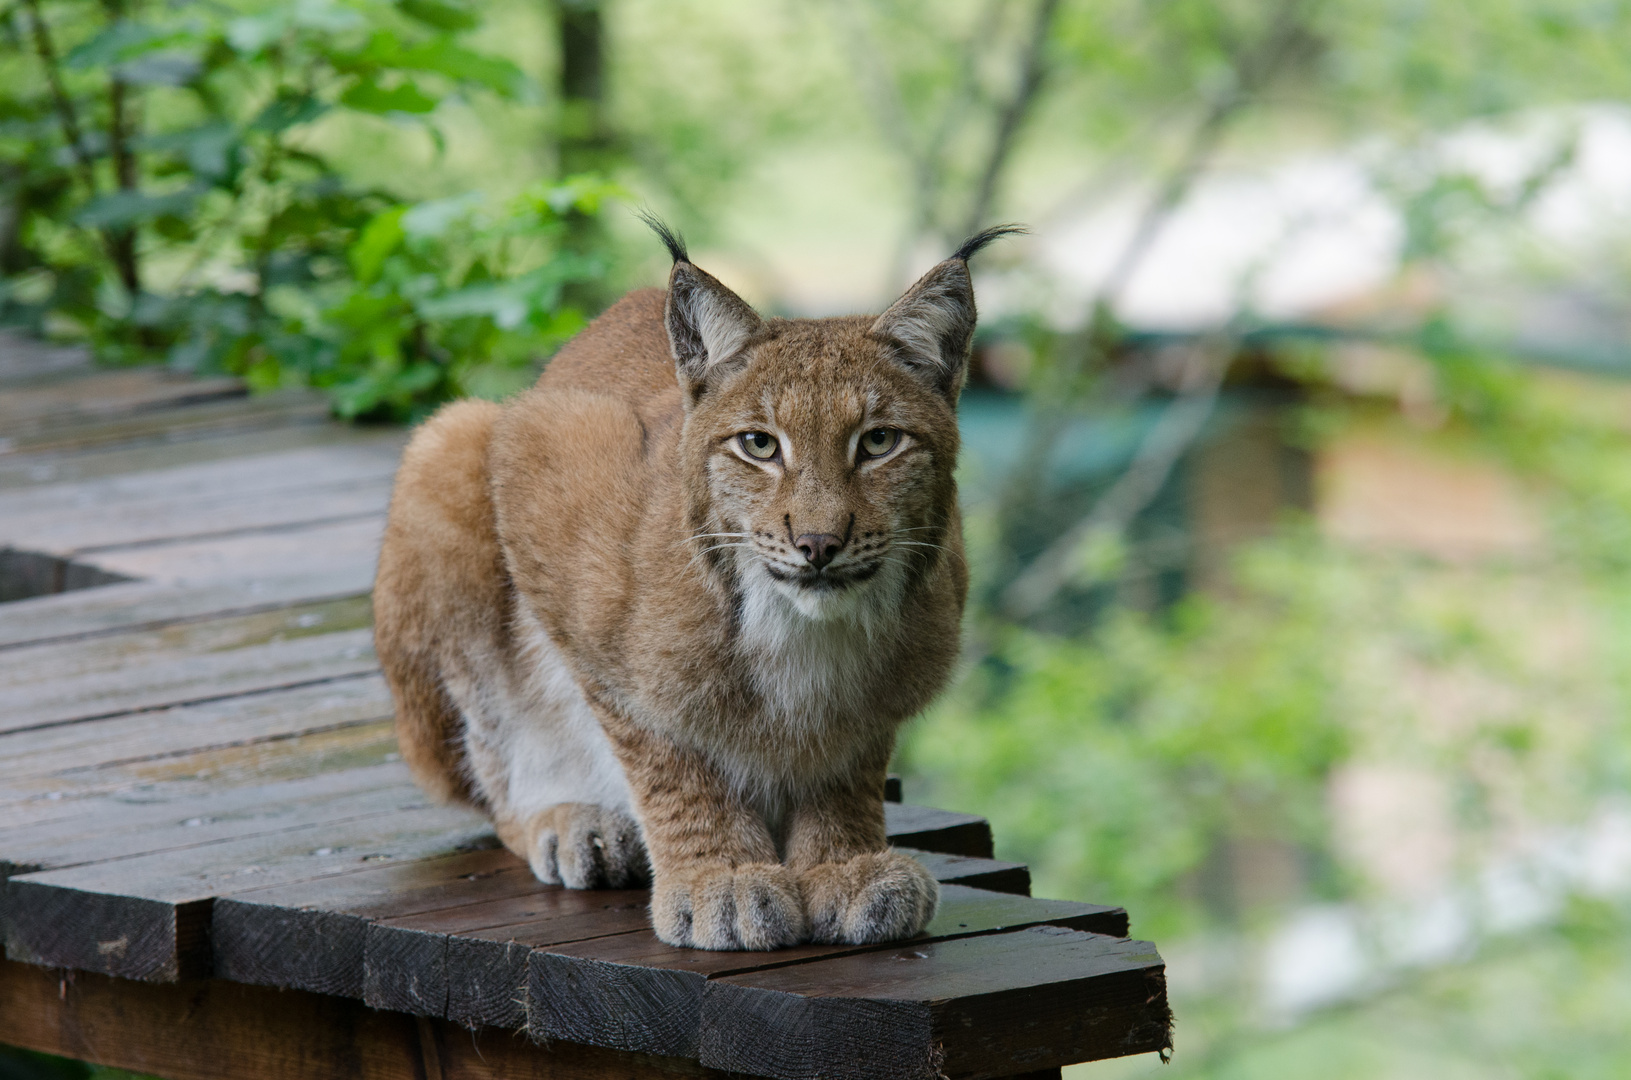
[795,533,844,570]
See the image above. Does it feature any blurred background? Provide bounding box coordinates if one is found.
[6,0,1631,1076]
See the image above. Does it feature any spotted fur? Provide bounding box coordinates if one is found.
[375,228,1013,948]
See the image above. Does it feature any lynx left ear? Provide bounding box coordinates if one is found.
[869,224,1025,398]
[643,212,763,398]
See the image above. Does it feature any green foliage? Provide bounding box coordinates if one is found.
[903,533,1353,938]
[0,0,612,418]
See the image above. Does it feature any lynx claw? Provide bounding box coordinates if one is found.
[525,803,649,889]
[651,863,809,950]
[800,850,939,945]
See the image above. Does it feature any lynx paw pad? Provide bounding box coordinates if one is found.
[800,850,939,945]
[651,863,808,950]
[526,804,648,889]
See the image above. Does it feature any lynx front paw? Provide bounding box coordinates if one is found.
[515,803,648,889]
[651,863,808,950]
[799,850,939,945]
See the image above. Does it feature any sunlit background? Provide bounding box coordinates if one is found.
[7,1,1631,1076]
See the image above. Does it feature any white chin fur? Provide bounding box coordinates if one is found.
[765,570,870,621]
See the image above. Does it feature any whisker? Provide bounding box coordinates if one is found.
[687,541,755,569]
[890,540,966,565]
[678,531,753,549]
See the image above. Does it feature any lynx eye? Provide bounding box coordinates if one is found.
[858,427,901,459]
[739,431,780,461]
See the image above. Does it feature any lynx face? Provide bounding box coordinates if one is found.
[654,233,983,624]
[688,321,960,620]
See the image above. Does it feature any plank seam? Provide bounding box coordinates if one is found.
[0,590,373,653]
[0,669,383,738]
[69,511,385,556]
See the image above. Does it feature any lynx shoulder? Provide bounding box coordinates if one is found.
[374,222,1020,949]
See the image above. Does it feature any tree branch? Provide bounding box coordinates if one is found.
[23,0,96,192]
[959,0,1060,239]
[999,338,1231,620]
[990,0,1313,598]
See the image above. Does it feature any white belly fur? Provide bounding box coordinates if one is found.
[445,607,634,823]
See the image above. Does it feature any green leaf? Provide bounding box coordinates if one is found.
[397,0,480,32]
[161,122,239,183]
[394,38,527,96]
[75,189,197,228]
[64,21,165,69]
[350,207,406,284]
[399,192,481,239]
[250,95,328,133]
[340,77,439,115]
[225,12,289,55]
[416,279,532,328]
[116,51,204,86]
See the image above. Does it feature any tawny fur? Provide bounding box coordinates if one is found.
[375,236,994,949]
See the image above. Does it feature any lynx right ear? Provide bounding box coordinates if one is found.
[870,224,1026,399]
[643,213,763,399]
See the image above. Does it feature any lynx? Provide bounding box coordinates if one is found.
[373,221,1018,950]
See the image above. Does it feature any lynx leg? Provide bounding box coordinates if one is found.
[784,764,939,945]
[497,803,649,888]
[606,722,807,950]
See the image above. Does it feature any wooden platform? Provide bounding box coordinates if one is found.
[0,337,1171,1080]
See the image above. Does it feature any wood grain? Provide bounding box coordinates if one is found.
[700,926,1171,1080]
[0,675,391,789]
[213,848,539,999]
[0,597,378,733]
[3,802,493,981]
[526,886,1127,1059]
[0,764,423,878]
[894,848,1032,896]
[0,444,397,556]
[882,803,994,858]
[0,957,742,1080]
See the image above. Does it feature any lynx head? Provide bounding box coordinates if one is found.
[647,216,1021,622]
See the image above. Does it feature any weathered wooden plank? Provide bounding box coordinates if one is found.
[0,391,335,459]
[0,420,402,493]
[7,478,391,557]
[699,926,1170,1080]
[882,803,994,858]
[84,516,384,586]
[0,333,90,383]
[212,849,538,999]
[895,848,1032,897]
[0,596,377,733]
[525,887,1126,1060]
[0,717,398,822]
[0,763,423,879]
[0,630,376,733]
[2,803,493,981]
[0,369,245,433]
[439,846,1050,1034]
[0,444,398,556]
[204,803,1011,1025]
[0,562,376,651]
[367,885,654,1020]
[0,957,741,1080]
[0,442,398,523]
[0,675,390,788]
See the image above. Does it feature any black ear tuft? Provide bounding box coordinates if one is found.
[953,223,1027,263]
[869,260,978,399]
[663,258,763,401]
[637,208,690,265]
